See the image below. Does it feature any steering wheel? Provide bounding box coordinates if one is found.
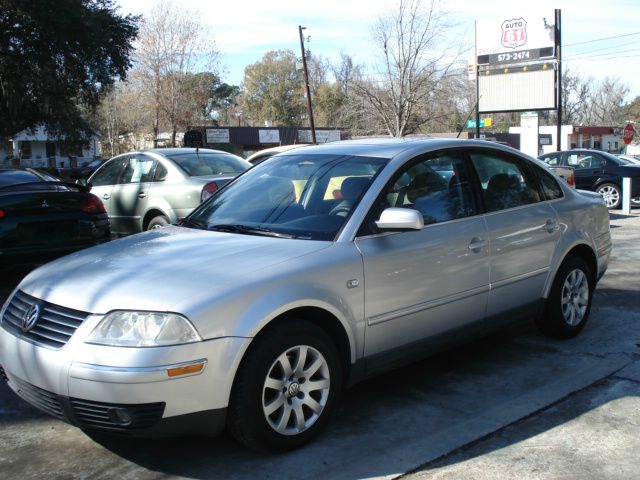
[329,205,351,217]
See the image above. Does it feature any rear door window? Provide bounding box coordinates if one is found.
[469,151,542,212]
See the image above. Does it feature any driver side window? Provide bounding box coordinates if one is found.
[375,152,477,226]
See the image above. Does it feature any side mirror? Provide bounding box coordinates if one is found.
[375,208,424,231]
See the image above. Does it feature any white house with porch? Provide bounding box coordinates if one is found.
[1,125,101,168]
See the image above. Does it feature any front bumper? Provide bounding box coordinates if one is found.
[1,366,226,436]
[0,291,251,436]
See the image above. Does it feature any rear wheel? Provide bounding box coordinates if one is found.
[228,320,342,452]
[596,183,621,209]
[536,256,593,339]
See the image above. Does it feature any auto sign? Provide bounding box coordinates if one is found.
[501,18,527,49]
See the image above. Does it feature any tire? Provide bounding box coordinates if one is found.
[595,183,621,210]
[227,320,342,452]
[147,215,169,230]
[536,256,593,339]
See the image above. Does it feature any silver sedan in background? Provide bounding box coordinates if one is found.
[87,148,250,234]
[0,139,611,452]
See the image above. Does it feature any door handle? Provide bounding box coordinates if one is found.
[468,237,486,253]
[138,192,147,198]
[544,219,559,233]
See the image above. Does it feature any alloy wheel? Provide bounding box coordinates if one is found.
[561,268,589,326]
[262,345,330,436]
[597,185,620,208]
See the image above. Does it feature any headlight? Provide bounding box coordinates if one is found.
[86,311,202,347]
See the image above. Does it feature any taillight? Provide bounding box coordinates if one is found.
[201,182,219,202]
[81,194,106,214]
[0,208,4,219]
[567,172,576,188]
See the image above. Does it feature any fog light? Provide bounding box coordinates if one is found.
[107,407,133,426]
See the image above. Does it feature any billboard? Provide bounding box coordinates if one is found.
[476,11,557,113]
[476,11,556,61]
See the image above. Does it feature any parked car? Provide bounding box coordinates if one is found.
[0,167,110,263]
[86,148,250,235]
[546,165,576,188]
[539,149,640,209]
[245,144,309,165]
[0,139,611,452]
[57,158,107,182]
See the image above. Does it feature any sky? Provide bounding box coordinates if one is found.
[115,0,640,99]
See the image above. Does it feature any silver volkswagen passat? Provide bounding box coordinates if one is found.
[0,139,611,452]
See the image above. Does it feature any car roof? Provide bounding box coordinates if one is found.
[283,137,519,159]
[145,148,238,156]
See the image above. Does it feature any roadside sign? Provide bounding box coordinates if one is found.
[466,118,492,129]
[623,123,634,145]
[468,63,477,81]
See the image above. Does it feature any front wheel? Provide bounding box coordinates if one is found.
[596,183,621,209]
[147,215,169,230]
[536,256,593,339]
[227,320,342,452]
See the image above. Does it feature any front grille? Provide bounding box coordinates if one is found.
[70,398,165,431]
[0,365,8,382]
[12,376,65,420]
[1,290,90,349]
[8,375,165,432]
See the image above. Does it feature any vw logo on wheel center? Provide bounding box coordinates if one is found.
[21,304,41,332]
[287,382,300,397]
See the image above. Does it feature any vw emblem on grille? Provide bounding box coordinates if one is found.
[21,304,40,332]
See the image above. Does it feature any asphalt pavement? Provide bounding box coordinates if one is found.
[0,211,639,480]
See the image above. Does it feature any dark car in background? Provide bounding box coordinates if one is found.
[57,158,107,182]
[539,149,640,209]
[87,148,251,235]
[0,167,110,263]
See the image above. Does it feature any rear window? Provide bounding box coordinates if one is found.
[0,169,42,187]
[166,152,250,176]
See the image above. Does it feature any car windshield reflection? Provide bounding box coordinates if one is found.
[185,154,388,241]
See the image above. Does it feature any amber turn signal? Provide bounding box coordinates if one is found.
[167,361,206,377]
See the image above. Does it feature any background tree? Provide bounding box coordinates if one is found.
[560,68,591,125]
[0,0,139,138]
[587,77,629,125]
[188,73,240,126]
[353,0,463,137]
[134,0,218,146]
[240,50,306,127]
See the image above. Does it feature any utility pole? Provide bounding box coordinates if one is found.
[298,25,317,144]
[556,9,562,152]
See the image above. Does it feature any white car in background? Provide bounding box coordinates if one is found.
[245,144,309,165]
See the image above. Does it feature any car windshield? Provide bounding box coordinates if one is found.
[184,153,388,241]
[86,159,103,168]
[165,151,249,176]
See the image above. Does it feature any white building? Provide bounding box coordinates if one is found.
[1,125,101,168]
[510,117,626,158]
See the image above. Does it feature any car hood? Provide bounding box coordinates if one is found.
[17,226,331,314]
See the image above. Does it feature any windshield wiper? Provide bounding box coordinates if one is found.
[208,224,294,239]
[180,218,208,230]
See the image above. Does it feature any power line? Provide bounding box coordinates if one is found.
[566,53,640,62]
[564,31,640,48]
[568,39,640,57]
[567,47,640,61]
